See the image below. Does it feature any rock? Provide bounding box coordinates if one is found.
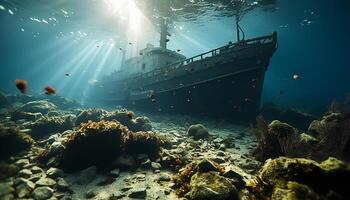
[97,176,116,186]
[196,159,221,173]
[15,159,30,168]
[35,177,56,187]
[28,173,44,182]
[75,109,107,126]
[19,100,57,114]
[76,166,97,185]
[0,193,15,200]
[140,159,152,168]
[32,186,54,200]
[187,124,209,140]
[218,144,226,151]
[46,167,65,178]
[158,174,171,182]
[49,142,65,157]
[258,157,350,198]
[186,172,239,200]
[18,169,32,178]
[31,166,44,174]
[0,183,14,196]
[128,187,147,198]
[84,189,97,199]
[151,162,162,170]
[56,177,71,192]
[113,154,136,169]
[212,157,226,164]
[109,168,120,178]
[16,179,35,198]
[213,137,224,143]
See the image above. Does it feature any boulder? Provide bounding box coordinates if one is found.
[19,100,57,114]
[31,186,54,200]
[187,124,209,140]
[186,172,239,200]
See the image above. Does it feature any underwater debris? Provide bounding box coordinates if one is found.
[0,122,33,160]
[187,124,209,140]
[26,115,75,139]
[44,86,56,95]
[58,120,128,171]
[250,157,350,200]
[18,100,58,115]
[15,79,28,94]
[75,108,107,126]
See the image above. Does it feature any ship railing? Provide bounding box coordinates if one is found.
[131,32,277,83]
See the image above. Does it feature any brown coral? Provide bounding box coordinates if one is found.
[60,120,128,171]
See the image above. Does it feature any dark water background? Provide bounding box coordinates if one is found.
[0,0,349,115]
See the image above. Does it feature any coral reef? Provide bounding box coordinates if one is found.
[252,111,350,162]
[187,124,209,140]
[250,157,350,200]
[26,115,75,139]
[308,112,350,161]
[260,103,317,131]
[75,108,107,126]
[0,122,33,160]
[58,120,128,171]
[123,131,165,158]
[102,109,152,132]
[18,100,57,114]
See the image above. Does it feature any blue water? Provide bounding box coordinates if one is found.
[0,0,349,114]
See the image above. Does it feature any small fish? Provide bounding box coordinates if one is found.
[279,91,284,95]
[65,73,70,77]
[96,44,100,48]
[177,49,181,52]
[44,86,56,95]
[139,52,143,56]
[151,98,157,103]
[15,79,28,94]
[119,47,123,51]
[126,111,133,119]
[128,42,132,45]
[292,74,300,80]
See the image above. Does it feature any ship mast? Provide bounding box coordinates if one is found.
[160,17,169,49]
[234,0,244,42]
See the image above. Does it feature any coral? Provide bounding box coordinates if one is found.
[18,100,57,114]
[102,109,152,132]
[260,103,316,131]
[123,131,165,158]
[75,108,107,126]
[251,116,315,162]
[251,157,350,199]
[173,159,226,197]
[0,122,33,160]
[187,124,209,140]
[27,115,75,139]
[308,112,350,161]
[59,120,128,171]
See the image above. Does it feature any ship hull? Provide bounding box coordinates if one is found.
[87,33,277,121]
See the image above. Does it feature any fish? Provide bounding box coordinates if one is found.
[177,49,181,52]
[15,79,28,94]
[119,47,123,51]
[126,111,133,119]
[128,42,132,45]
[279,91,284,95]
[44,86,56,95]
[292,74,300,80]
[65,73,70,77]
[139,52,143,56]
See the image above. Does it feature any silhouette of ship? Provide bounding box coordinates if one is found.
[87,18,277,121]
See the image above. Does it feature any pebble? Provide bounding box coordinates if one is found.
[32,186,54,200]
[158,174,171,182]
[151,162,161,170]
[0,183,14,196]
[35,177,56,187]
[15,179,35,198]
[85,189,97,199]
[109,168,120,178]
[46,167,65,178]
[15,159,30,168]
[18,169,32,178]
[31,166,44,174]
[56,177,70,192]
[128,188,147,198]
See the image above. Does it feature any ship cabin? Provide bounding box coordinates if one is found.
[119,44,186,77]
